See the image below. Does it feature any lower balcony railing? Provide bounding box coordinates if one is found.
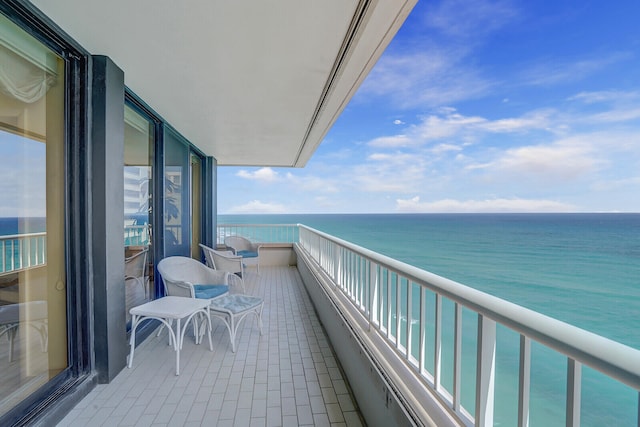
[219,223,640,426]
[0,233,46,274]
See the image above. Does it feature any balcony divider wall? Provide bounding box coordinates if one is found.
[91,55,127,385]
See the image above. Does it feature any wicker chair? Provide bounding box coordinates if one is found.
[224,235,262,274]
[156,256,231,343]
[125,248,148,299]
[157,256,230,300]
[199,244,245,292]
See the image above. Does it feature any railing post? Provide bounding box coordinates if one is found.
[434,294,442,391]
[453,303,462,412]
[396,274,402,348]
[406,280,413,359]
[518,335,531,427]
[475,314,496,427]
[566,358,581,427]
[368,261,377,329]
[386,269,392,336]
[419,288,426,376]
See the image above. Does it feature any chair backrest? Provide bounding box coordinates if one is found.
[199,243,217,269]
[157,256,229,298]
[203,245,242,272]
[224,235,252,253]
[125,248,148,280]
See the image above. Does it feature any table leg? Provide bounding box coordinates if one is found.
[205,307,213,351]
[175,318,181,375]
[230,313,237,353]
[127,314,139,368]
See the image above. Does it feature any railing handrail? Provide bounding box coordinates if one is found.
[297,223,640,391]
[0,232,47,240]
[218,223,298,228]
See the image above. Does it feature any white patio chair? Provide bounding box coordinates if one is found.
[157,256,230,300]
[200,244,245,292]
[125,248,148,299]
[224,235,262,274]
[156,256,230,343]
[0,301,48,362]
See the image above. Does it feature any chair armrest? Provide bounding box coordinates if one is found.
[205,270,230,285]
[227,274,245,293]
[164,280,196,298]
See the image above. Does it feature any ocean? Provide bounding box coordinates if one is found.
[219,213,640,426]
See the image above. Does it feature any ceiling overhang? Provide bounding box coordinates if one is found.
[31,0,416,166]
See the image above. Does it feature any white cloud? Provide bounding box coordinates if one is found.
[236,167,280,182]
[430,143,463,154]
[367,108,556,149]
[568,90,640,104]
[521,52,632,87]
[395,196,576,213]
[588,107,640,124]
[478,109,554,133]
[368,135,413,148]
[286,173,340,194]
[591,176,640,192]
[228,200,287,214]
[393,119,405,125]
[359,42,495,109]
[476,138,602,180]
[425,0,519,39]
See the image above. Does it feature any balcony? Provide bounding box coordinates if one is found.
[58,224,640,426]
[57,264,364,427]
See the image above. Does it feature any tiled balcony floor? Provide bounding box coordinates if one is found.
[57,266,364,427]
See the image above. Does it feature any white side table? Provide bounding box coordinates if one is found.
[128,296,212,375]
[209,294,264,353]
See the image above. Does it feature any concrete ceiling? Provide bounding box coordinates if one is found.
[31,0,416,166]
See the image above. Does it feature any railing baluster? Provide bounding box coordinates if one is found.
[434,294,442,391]
[475,315,496,427]
[406,280,413,360]
[454,302,462,412]
[386,269,391,337]
[419,288,426,376]
[368,261,376,328]
[396,273,402,348]
[566,358,581,427]
[518,335,531,427]
[26,237,31,268]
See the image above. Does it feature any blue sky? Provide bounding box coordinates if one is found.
[223,0,640,214]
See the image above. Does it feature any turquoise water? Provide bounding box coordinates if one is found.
[220,213,640,425]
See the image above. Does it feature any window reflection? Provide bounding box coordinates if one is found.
[0,13,66,417]
[124,105,154,322]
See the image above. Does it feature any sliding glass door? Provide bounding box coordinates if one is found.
[163,128,203,259]
[124,104,154,322]
[0,12,67,417]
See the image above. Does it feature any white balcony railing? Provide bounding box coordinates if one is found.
[124,225,150,246]
[219,223,640,426]
[216,223,299,246]
[0,232,47,274]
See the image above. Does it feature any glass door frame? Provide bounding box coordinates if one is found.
[0,2,92,425]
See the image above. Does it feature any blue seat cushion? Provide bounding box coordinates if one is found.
[237,250,258,258]
[193,284,229,299]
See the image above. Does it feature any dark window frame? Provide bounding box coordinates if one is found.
[0,1,92,426]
